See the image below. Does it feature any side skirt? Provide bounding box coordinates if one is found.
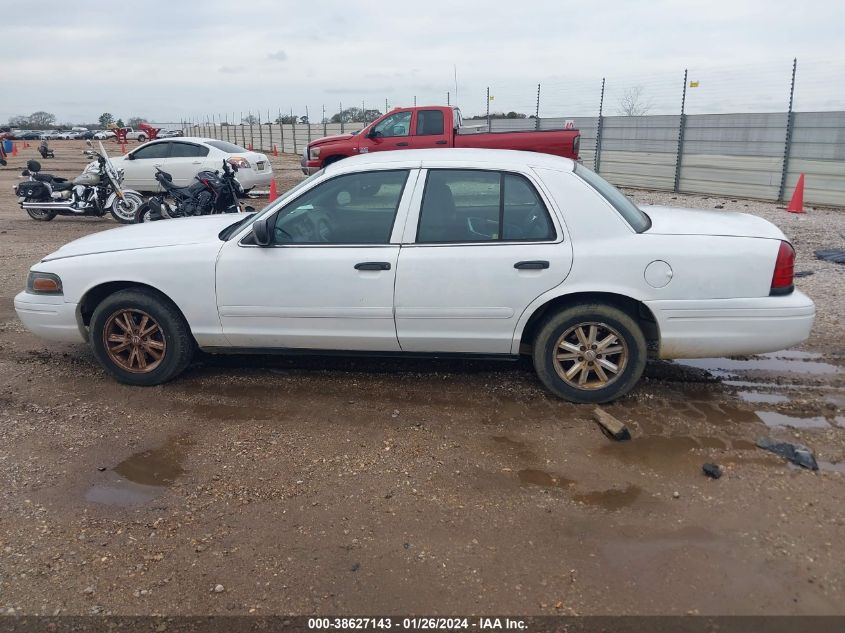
[198,346,521,362]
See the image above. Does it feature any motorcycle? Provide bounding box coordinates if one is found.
[135,159,250,222]
[15,141,143,223]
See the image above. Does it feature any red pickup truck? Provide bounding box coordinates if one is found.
[300,106,580,174]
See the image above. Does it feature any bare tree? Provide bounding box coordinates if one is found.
[617,86,653,116]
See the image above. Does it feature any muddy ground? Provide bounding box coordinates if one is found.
[0,140,843,616]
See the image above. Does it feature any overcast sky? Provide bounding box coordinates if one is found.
[2,0,845,125]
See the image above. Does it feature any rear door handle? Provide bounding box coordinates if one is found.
[396,142,409,147]
[355,262,391,271]
[435,140,448,145]
[514,260,549,270]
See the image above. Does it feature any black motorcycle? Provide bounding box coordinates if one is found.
[135,160,249,222]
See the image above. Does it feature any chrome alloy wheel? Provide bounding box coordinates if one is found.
[552,321,628,390]
[103,309,166,373]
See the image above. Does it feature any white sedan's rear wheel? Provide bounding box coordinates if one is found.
[533,303,647,403]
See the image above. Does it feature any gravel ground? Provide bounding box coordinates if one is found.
[0,141,843,617]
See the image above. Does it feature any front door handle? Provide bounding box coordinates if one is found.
[435,140,448,145]
[191,161,202,164]
[514,260,549,270]
[396,142,409,147]
[355,262,391,271]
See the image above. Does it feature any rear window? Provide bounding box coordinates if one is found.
[574,164,651,233]
[206,140,248,153]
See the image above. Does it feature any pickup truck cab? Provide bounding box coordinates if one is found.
[301,106,580,174]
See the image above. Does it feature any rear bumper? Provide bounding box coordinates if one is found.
[236,166,273,189]
[646,291,815,358]
[14,291,86,344]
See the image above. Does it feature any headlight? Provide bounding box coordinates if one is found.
[228,157,251,169]
[27,271,63,295]
[308,146,321,160]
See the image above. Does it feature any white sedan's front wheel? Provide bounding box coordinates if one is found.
[533,303,647,403]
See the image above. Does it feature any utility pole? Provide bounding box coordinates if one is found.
[535,83,541,130]
[486,87,491,132]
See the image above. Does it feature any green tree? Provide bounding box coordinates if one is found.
[115,119,125,128]
[99,112,115,128]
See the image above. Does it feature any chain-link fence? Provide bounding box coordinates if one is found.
[181,58,845,207]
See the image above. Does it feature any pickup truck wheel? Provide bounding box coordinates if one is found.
[137,135,146,143]
[532,303,646,404]
[90,289,194,386]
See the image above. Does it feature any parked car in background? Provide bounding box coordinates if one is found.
[93,130,116,140]
[301,105,580,174]
[80,131,96,140]
[160,130,184,138]
[110,137,272,192]
[39,130,61,140]
[56,131,81,140]
[12,130,42,140]
[15,149,812,402]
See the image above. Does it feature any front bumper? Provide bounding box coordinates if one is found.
[14,291,86,344]
[301,156,322,175]
[647,290,816,359]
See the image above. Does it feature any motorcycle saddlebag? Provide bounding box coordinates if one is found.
[16,180,50,200]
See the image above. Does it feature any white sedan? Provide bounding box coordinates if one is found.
[13,149,814,403]
[110,137,273,192]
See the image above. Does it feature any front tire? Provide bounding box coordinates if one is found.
[90,288,194,386]
[532,303,647,404]
[110,192,143,224]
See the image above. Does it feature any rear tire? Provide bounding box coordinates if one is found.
[26,208,57,221]
[90,288,194,386]
[532,303,647,404]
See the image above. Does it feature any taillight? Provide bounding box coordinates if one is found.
[770,241,795,295]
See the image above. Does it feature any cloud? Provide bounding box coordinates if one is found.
[218,66,245,74]
[268,50,287,61]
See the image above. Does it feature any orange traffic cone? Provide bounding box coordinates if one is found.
[268,178,278,202]
[272,144,278,157]
[11,142,17,157]
[787,173,806,214]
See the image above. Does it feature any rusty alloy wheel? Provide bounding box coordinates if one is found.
[552,321,628,391]
[102,308,167,373]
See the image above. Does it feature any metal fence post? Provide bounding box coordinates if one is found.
[239,112,245,147]
[291,108,297,155]
[447,91,450,106]
[278,109,285,153]
[248,112,255,149]
[535,83,541,130]
[594,78,606,172]
[778,58,798,202]
[486,87,491,132]
[340,101,344,133]
[673,69,688,193]
[306,106,311,145]
[258,111,264,149]
[323,105,327,137]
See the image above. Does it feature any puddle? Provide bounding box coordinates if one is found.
[85,435,192,507]
[573,485,642,511]
[598,435,753,470]
[755,411,831,430]
[737,391,790,404]
[818,461,845,474]
[517,469,575,489]
[676,353,840,377]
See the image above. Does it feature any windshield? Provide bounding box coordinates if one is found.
[207,140,248,153]
[574,164,651,233]
[218,169,326,240]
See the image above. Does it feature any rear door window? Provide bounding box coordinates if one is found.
[131,142,171,159]
[417,170,556,243]
[416,110,445,136]
[170,142,209,158]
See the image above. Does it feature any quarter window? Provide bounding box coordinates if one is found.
[273,170,409,244]
[417,170,556,243]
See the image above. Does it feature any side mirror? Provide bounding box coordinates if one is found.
[252,217,272,247]
[126,153,134,160]
[367,128,380,139]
